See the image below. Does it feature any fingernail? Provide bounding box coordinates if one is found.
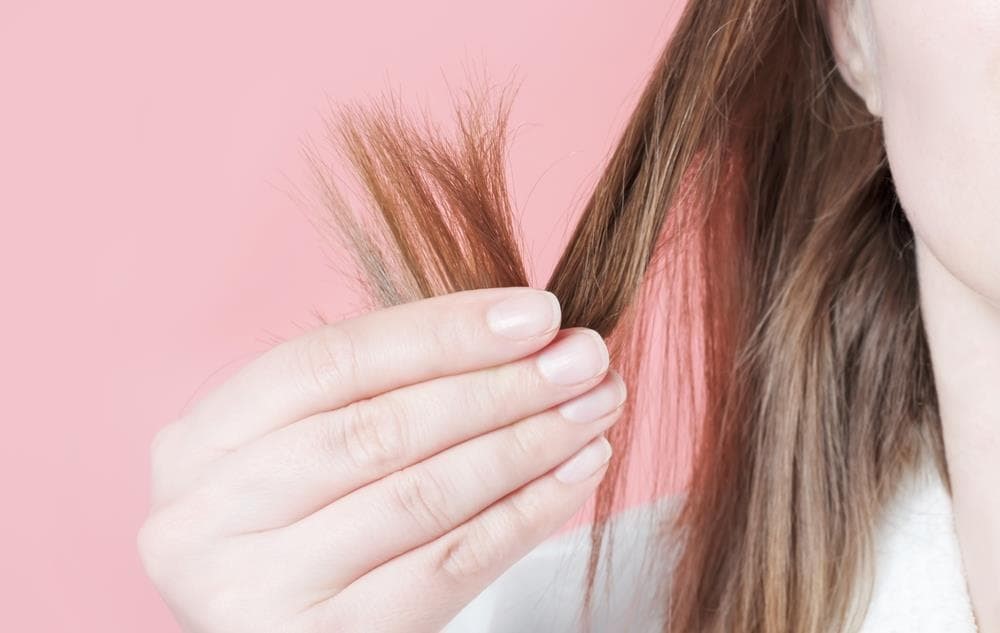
[557,371,626,423]
[486,290,561,340]
[536,330,609,385]
[554,435,612,484]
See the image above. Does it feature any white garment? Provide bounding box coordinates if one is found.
[442,458,978,632]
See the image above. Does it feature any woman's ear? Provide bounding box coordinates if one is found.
[824,0,882,117]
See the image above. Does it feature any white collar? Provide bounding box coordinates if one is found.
[859,457,978,632]
[444,458,979,632]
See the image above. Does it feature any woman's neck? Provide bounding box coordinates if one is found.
[916,235,1000,633]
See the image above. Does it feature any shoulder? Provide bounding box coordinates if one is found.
[444,462,978,633]
[860,458,979,632]
[442,495,681,633]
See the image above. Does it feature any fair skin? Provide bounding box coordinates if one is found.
[140,2,999,632]
[828,0,1000,629]
[138,287,626,632]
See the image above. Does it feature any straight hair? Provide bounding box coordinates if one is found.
[305,1,948,630]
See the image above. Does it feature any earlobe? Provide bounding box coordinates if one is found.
[862,85,882,118]
[825,0,882,117]
[849,55,882,117]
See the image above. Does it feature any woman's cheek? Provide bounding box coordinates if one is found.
[873,0,1000,304]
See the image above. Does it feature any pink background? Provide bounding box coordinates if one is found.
[0,1,684,630]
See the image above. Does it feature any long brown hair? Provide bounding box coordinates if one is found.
[304,0,948,631]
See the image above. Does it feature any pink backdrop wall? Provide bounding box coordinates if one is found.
[0,1,684,630]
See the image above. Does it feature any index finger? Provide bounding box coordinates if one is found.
[178,286,562,454]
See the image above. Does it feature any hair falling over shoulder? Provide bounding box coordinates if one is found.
[305,1,948,631]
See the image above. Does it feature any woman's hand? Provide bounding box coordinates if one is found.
[137,287,625,633]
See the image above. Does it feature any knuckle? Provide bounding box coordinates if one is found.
[336,396,408,471]
[149,424,172,458]
[433,487,547,585]
[388,469,453,535]
[436,522,501,585]
[296,325,363,395]
[461,365,526,420]
[149,422,185,482]
[507,417,546,462]
[136,515,174,584]
[505,486,546,532]
[425,310,469,355]
[420,305,490,369]
[477,370,512,410]
[135,519,159,569]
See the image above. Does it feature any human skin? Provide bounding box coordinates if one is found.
[827,0,1000,630]
[140,2,999,632]
[137,287,626,632]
